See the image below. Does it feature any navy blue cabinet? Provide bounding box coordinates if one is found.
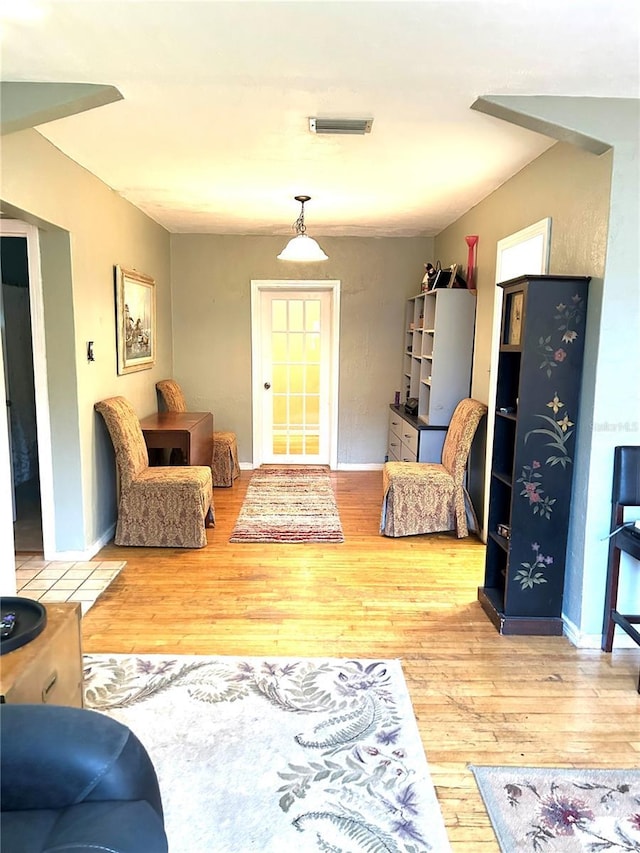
[478,274,590,634]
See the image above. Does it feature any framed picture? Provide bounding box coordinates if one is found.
[115,266,156,374]
[505,290,524,346]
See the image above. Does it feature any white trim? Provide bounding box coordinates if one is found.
[250,280,340,469]
[482,218,552,542]
[0,308,15,593]
[53,524,117,562]
[337,463,384,471]
[0,221,56,559]
[563,612,639,649]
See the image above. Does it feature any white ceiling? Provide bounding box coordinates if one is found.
[1,0,639,237]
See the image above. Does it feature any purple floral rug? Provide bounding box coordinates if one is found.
[83,654,450,852]
[470,765,640,851]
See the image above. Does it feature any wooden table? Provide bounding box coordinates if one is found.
[139,411,213,467]
[0,602,84,707]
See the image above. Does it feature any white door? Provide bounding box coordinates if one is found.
[251,281,340,467]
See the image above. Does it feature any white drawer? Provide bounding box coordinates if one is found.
[387,430,402,459]
[388,410,404,442]
[398,440,416,462]
[398,423,419,458]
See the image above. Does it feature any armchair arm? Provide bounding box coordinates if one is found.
[0,704,163,819]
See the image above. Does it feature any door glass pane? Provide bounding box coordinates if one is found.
[305,333,320,361]
[289,332,304,363]
[289,395,303,425]
[305,395,319,426]
[272,364,288,394]
[272,300,287,331]
[272,332,287,362]
[273,395,287,426]
[289,300,304,331]
[289,364,304,393]
[305,435,319,454]
[305,300,320,331]
[306,364,320,394]
[289,434,304,454]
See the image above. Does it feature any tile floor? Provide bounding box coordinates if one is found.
[14,555,126,615]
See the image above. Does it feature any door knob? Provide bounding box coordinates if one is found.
[264,382,271,390]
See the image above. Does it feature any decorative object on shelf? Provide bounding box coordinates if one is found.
[276,195,328,262]
[465,235,479,290]
[115,266,156,375]
[478,274,590,636]
[421,262,437,292]
[505,290,524,345]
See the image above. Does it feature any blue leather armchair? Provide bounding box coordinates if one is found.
[1,703,168,853]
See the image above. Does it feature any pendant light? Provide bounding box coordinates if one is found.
[277,195,328,262]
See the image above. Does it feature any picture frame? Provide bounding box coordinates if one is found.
[115,265,156,374]
[505,290,524,346]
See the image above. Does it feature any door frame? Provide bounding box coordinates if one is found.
[0,220,55,563]
[481,218,551,542]
[250,280,340,469]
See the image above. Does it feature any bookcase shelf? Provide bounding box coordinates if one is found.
[478,274,591,635]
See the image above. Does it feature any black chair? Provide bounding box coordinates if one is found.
[1,703,168,853]
[601,445,640,692]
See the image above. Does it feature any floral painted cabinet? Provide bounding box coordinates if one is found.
[478,274,590,635]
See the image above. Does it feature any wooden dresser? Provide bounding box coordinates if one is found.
[0,602,84,707]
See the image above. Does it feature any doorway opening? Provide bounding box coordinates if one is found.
[1,235,42,552]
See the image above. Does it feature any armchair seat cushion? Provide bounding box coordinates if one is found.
[2,800,166,853]
[1,704,168,853]
[119,465,214,547]
[382,462,456,537]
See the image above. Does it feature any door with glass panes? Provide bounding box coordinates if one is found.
[253,284,337,466]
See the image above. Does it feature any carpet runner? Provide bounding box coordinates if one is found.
[230,465,344,543]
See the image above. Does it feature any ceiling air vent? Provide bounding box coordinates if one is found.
[309,118,373,135]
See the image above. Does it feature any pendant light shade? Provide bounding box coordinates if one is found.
[277,195,328,262]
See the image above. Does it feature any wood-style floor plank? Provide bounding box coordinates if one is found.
[86,470,640,852]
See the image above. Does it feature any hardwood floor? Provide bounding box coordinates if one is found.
[86,470,640,852]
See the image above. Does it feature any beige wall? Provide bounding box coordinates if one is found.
[170,234,434,466]
[1,129,171,556]
[435,141,612,406]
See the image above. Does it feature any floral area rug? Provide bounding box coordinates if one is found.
[229,465,344,543]
[470,765,640,852]
[83,654,450,853]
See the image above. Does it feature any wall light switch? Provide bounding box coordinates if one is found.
[87,341,95,362]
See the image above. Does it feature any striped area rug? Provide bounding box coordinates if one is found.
[230,465,344,543]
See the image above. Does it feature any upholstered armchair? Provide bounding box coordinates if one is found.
[156,379,240,487]
[381,397,487,538]
[1,703,168,853]
[95,396,214,548]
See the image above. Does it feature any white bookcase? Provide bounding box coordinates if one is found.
[402,288,476,424]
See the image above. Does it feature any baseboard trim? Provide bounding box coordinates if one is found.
[45,523,116,562]
[241,463,384,471]
[336,463,384,471]
[563,613,638,649]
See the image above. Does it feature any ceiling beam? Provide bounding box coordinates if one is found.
[1,82,123,136]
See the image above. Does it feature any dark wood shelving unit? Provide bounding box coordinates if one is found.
[478,274,591,635]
